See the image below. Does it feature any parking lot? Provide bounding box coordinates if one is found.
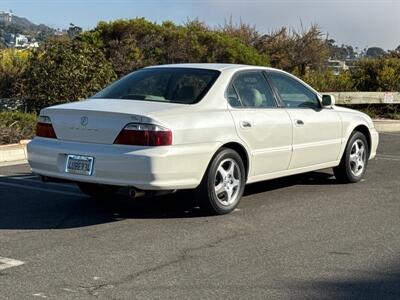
[0,132,399,299]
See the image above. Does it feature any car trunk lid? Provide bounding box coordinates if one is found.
[41,99,181,144]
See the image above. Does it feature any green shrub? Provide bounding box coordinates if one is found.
[0,111,37,145]
[352,58,400,92]
[24,37,116,110]
[298,69,355,92]
[80,18,269,77]
[0,49,30,99]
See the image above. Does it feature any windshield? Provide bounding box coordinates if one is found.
[92,68,220,104]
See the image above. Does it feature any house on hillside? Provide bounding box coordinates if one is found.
[326,59,350,75]
[0,11,12,24]
[14,34,28,48]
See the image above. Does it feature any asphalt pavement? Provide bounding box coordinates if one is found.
[0,132,400,299]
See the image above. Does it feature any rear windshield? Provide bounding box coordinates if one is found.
[92,68,220,104]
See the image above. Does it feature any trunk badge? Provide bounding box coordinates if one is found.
[80,116,88,126]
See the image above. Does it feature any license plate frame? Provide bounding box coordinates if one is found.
[65,155,94,176]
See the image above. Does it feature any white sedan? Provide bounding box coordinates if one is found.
[27,64,379,214]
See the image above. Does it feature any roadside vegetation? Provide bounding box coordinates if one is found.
[0,18,400,144]
[0,111,36,145]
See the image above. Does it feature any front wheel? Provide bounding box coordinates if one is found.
[333,131,369,183]
[197,148,246,215]
[77,182,119,199]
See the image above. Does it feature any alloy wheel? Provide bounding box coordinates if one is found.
[349,139,366,177]
[214,158,241,206]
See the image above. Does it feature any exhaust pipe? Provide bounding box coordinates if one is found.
[128,188,176,199]
[129,188,146,199]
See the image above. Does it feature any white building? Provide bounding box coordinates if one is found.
[0,11,12,24]
[15,34,29,48]
[327,59,350,75]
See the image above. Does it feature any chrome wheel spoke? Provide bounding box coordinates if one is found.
[226,186,233,203]
[349,153,358,163]
[358,158,364,168]
[215,182,225,195]
[359,145,365,156]
[226,161,235,176]
[354,142,360,153]
[231,178,240,189]
[217,165,227,179]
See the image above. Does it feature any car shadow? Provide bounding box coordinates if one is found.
[0,170,340,230]
[286,265,400,299]
[244,170,338,196]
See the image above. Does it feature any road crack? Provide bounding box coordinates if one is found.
[77,231,248,298]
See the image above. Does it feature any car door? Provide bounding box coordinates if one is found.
[227,71,293,178]
[267,71,342,169]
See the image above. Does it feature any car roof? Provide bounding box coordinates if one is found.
[145,63,276,72]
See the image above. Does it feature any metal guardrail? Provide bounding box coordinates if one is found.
[324,92,400,105]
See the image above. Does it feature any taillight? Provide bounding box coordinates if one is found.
[114,123,172,146]
[36,116,57,139]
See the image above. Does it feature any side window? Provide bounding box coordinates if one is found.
[226,84,241,107]
[269,72,320,108]
[230,72,277,108]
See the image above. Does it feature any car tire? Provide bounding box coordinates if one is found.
[333,131,369,183]
[197,148,246,215]
[77,182,119,199]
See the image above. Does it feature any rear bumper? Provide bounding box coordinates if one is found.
[27,138,220,190]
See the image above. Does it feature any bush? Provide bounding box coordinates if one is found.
[352,58,400,92]
[0,111,37,145]
[0,49,30,99]
[24,37,116,110]
[298,69,355,92]
[80,18,269,77]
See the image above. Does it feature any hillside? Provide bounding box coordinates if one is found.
[0,14,55,42]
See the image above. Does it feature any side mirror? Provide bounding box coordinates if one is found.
[322,94,335,107]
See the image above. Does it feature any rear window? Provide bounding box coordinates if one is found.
[92,68,220,104]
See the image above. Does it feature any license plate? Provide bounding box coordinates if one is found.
[65,155,94,176]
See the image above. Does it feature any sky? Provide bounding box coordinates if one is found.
[1,0,399,50]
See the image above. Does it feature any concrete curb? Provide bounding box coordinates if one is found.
[373,119,400,133]
[0,120,399,165]
[0,140,30,164]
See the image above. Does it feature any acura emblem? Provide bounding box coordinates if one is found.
[80,116,88,126]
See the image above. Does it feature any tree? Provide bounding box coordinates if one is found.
[257,24,329,75]
[326,39,356,60]
[218,17,260,48]
[67,23,83,39]
[366,47,386,58]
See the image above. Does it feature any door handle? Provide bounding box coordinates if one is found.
[240,121,252,128]
[295,119,304,126]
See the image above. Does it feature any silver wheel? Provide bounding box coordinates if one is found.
[349,139,366,177]
[214,158,241,206]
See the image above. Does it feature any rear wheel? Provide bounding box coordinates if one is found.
[333,131,369,183]
[77,182,119,199]
[197,148,246,215]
